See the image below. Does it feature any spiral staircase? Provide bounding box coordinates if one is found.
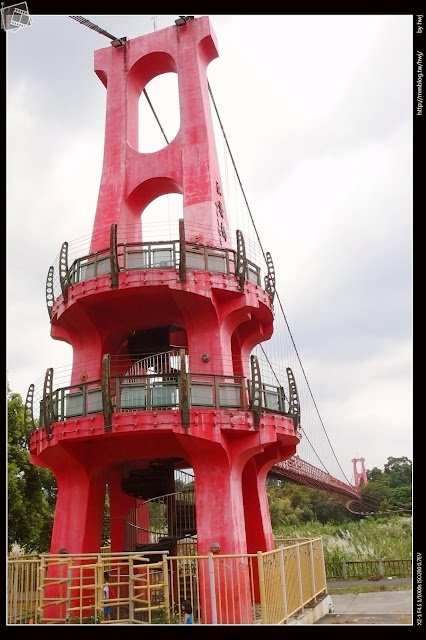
[124,466,196,560]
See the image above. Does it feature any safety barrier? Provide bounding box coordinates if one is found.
[7,539,327,625]
[324,558,412,580]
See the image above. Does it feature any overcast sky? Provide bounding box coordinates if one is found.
[6,14,413,481]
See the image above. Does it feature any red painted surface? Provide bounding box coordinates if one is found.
[29,16,300,624]
[91,16,229,252]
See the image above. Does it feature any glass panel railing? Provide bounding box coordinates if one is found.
[124,250,148,270]
[66,392,84,417]
[97,258,111,276]
[218,384,241,407]
[206,253,227,273]
[87,388,103,413]
[190,382,214,407]
[151,382,179,407]
[121,385,147,409]
[263,385,285,412]
[186,250,205,269]
[152,249,173,267]
[247,263,260,285]
[33,373,288,428]
[63,240,264,293]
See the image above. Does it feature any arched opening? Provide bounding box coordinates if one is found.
[141,192,183,244]
[139,72,180,153]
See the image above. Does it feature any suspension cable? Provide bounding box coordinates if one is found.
[208,81,352,486]
[70,16,118,41]
[142,89,169,144]
[69,16,168,145]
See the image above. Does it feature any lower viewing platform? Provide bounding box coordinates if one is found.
[25,350,301,454]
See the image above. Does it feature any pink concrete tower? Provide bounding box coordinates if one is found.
[27,16,301,623]
[351,458,368,487]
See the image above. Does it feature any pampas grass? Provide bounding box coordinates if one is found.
[274,515,412,563]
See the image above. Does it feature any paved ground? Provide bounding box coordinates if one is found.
[315,578,413,625]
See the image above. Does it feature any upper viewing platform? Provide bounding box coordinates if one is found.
[46,221,276,321]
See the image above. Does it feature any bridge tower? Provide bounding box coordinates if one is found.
[352,457,368,487]
[27,16,300,623]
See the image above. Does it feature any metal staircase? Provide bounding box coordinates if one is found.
[124,469,196,558]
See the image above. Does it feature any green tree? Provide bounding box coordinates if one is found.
[267,480,351,526]
[390,484,412,510]
[364,457,412,512]
[7,386,56,552]
[309,490,351,524]
[384,456,412,488]
[360,479,392,512]
[367,467,384,482]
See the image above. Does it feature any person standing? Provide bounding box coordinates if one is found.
[103,571,112,621]
[181,599,193,624]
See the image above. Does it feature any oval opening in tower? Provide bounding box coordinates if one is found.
[139,73,180,153]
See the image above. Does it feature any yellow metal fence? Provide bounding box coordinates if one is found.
[8,538,327,625]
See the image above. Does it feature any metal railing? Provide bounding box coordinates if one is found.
[36,374,293,426]
[8,556,40,624]
[27,350,300,439]
[61,239,261,291]
[8,540,327,625]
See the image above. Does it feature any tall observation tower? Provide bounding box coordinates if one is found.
[26,15,301,623]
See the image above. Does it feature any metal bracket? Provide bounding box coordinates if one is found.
[264,252,276,302]
[286,367,300,430]
[110,224,119,288]
[179,219,187,283]
[24,384,35,439]
[102,354,112,431]
[42,368,55,437]
[250,355,262,430]
[235,230,247,292]
[46,266,55,319]
[59,242,71,302]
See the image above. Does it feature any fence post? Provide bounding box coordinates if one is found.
[208,553,218,625]
[319,538,327,591]
[257,551,268,624]
[309,540,317,600]
[279,548,288,622]
[162,554,170,623]
[129,557,134,623]
[10,561,18,624]
[65,562,72,623]
[296,545,304,612]
[95,561,102,623]
[342,560,347,580]
[39,556,47,623]
[378,558,384,577]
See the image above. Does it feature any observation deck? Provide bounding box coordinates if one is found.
[27,225,299,460]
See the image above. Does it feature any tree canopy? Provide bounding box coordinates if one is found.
[362,456,412,511]
[7,387,56,552]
